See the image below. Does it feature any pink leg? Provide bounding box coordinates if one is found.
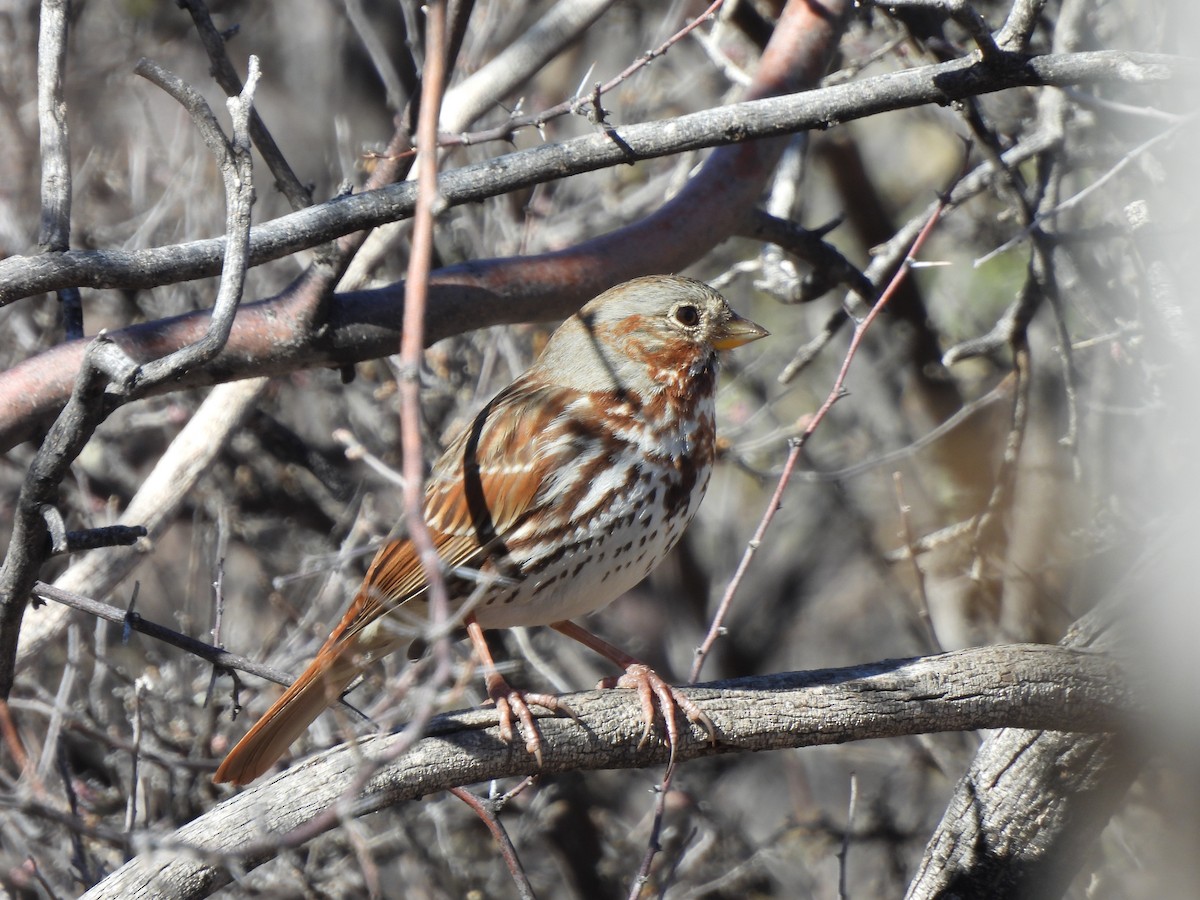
[550,620,716,751]
[465,614,571,766]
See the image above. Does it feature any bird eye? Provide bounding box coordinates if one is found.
[673,304,700,327]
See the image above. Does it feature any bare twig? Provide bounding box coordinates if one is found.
[837,772,859,900]
[343,0,407,113]
[36,0,71,253]
[399,0,452,679]
[776,373,1015,483]
[61,525,147,555]
[30,582,299,691]
[210,506,229,651]
[332,428,408,489]
[969,333,1031,581]
[177,0,312,210]
[449,786,536,900]
[38,507,147,558]
[893,472,943,654]
[343,818,382,898]
[0,796,132,850]
[628,753,679,900]
[124,677,146,833]
[37,622,79,783]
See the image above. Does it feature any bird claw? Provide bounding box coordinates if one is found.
[611,663,715,753]
[486,679,573,766]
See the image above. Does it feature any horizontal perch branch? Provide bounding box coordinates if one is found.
[83,643,1129,899]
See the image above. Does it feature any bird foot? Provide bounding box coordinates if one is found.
[485,676,574,767]
[600,663,716,752]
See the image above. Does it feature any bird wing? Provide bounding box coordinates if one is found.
[211,379,577,785]
[333,378,575,647]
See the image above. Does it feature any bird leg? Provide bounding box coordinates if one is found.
[464,614,570,766]
[550,620,716,752]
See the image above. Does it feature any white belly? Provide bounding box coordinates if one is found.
[471,458,712,630]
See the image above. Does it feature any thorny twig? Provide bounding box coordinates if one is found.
[31,582,311,697]
[628,751,680,900]
[690,191,950,683]
[409,0,727,153]
[399,0,454,731]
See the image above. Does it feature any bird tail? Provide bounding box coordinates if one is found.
[212,647,362,786]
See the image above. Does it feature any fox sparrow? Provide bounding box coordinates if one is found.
[213,275,767,785]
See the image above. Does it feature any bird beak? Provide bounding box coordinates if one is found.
[712,312,769,350]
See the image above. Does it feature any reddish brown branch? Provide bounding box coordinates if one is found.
[400,0,455,707]
[449,786,536,900]
[0,0,851,452]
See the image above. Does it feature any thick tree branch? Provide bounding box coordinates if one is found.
[0,47,1185,452]
[81,644,1129,900]
[905,586,1136,898]
[0,50,1182,307]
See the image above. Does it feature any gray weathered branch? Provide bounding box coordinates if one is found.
[0,49,1185,305]
[81,644,1128,900]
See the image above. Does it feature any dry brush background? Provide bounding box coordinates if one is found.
[0,0,1198,897]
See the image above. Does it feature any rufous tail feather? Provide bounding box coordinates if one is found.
[212,649,362,786]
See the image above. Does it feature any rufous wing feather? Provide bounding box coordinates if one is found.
[213,378,573,785]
